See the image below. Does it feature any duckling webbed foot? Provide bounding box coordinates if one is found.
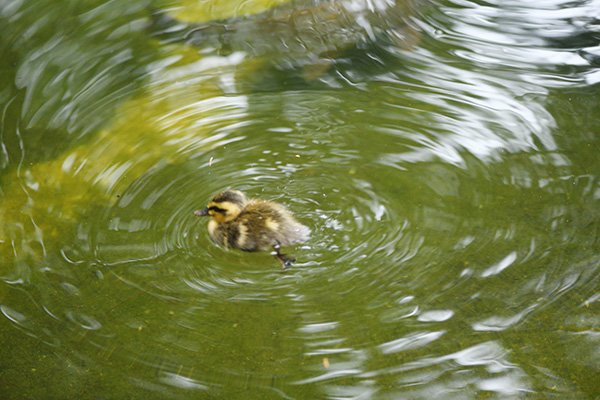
[273,243,295,268]
[279,254,296,268]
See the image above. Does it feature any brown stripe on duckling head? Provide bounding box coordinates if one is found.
[207,201,242,222]
[211,190,247,207]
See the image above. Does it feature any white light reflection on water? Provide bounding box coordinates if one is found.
[379,330,446,354]
[0,0,599,398]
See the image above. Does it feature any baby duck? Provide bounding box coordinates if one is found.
[194,189,310,267]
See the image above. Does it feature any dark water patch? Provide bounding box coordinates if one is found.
[0,0,161,170]
[1,0,600,398]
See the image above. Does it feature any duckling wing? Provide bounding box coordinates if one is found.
[243,200,310,247]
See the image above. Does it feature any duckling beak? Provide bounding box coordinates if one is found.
[194,208,209,217]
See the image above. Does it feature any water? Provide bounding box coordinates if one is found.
[1,0,599,398]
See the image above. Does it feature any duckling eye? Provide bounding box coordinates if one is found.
[208,206,227,214]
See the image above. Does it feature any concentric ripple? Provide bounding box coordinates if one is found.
[1,0,599,398]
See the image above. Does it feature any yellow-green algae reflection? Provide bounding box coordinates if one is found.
[0,0,292,268]
[1,0,599,399]
[174,0,291,22]
[0,45,257,270]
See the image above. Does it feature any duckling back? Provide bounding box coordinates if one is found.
[236,200,310,251]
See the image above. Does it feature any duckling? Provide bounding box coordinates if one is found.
[194,189,310,267]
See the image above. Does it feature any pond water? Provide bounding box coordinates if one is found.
[1,0,599,398]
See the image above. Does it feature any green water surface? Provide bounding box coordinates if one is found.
[0,0,598,399]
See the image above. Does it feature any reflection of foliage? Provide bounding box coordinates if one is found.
[0,43,259,275]
[0,0,157,166]
[0,0,157,273]
[154,0,422,82]
[1,0,286,274]
[173,0,291,22]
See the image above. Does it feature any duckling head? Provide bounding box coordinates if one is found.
[194,189,247,223]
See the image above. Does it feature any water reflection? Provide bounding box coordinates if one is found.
[1,0,599,398]
[152,0,424,74]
